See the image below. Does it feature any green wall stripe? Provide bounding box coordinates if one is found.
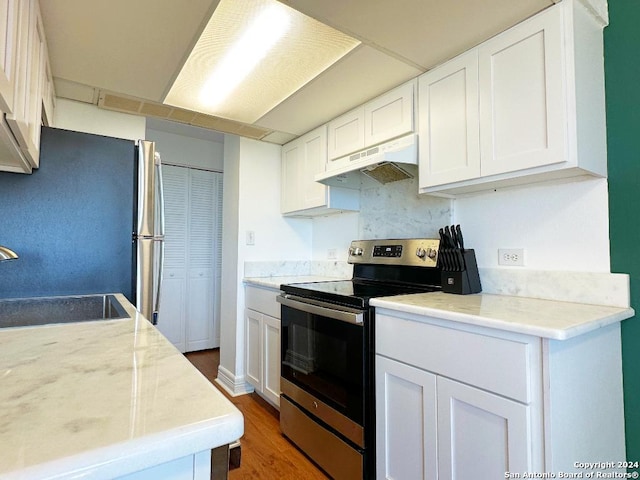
[604,0,640,466]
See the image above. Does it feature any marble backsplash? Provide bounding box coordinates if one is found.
[479,268,630,308]
[244,260,353,279]
[358,177,452,239]
[245,261,630,308]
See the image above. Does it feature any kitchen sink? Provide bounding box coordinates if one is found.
[0,294,130,329]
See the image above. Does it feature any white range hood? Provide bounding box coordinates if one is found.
[315,133,418,189]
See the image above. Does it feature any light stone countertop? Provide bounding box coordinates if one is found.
[371,292,635,340]
[0,294,243,480]
[244,275,347,290]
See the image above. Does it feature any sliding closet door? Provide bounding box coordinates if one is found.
[158,165,223,353]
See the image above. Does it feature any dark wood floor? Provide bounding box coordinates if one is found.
[185,349,329,480]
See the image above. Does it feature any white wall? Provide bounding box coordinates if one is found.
[310,176,610,273]
[453,178,610,272]
[219,136,242,392]
[218,135,312,393]
[146,128,224,171]
[53,99,146,140]
[238,138,312,262]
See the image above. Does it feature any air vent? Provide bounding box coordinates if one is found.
[97,91,273,141]
[361,161,414,184]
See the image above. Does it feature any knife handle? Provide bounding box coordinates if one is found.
[456,224,465,251]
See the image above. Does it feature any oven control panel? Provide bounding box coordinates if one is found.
[348,238,440,267]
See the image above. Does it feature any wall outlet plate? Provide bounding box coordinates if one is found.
[246,230,255,246]
[498,248,524,266]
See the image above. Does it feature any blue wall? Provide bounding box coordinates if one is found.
[0,128,136,301]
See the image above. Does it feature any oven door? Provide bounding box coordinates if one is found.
[277,294,366,426]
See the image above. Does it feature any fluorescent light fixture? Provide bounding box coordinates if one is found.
[164,0,360,124]
[199,3,290,108]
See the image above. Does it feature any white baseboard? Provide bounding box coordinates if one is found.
[216,365,254,397]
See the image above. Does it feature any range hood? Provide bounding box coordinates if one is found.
[315,133,418,189]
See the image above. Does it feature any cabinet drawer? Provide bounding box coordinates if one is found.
[245,285,280,318]
[376,313,538,403]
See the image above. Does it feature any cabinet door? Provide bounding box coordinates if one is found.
[479,5,565,176]
[281,139,302,214]
[281,125,328,214]
[365,81,414,147]
[301,126,327,210]
[41,54,54,125]
[327,107,365,161]
[376,356,438,480]
[6,0,42,168]
[0,0,18,113]
[262,314,281,407]
[418,50,480,187]
[245,309,263,391]
[437,377,531,479]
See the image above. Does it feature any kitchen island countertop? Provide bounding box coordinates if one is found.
[371,291,635,340]
[0,294,243,480]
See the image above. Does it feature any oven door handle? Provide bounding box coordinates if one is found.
[277,294,364,325]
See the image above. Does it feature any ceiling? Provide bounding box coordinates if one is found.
[40,0,554,144]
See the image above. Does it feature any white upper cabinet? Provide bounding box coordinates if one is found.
[478,6,565,177]
[281,124,359,217]
[327,107,365,162]
[419,0,607,196]
[364,81,415,148]
[327,80,415,164]
[0,0,53,174]
[419,50,480,187]
[0,0,18,114]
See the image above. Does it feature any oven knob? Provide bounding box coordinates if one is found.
[427,247,437,259]
[350,247,364,256]
[416,247,426,259]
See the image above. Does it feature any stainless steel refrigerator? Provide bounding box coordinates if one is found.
[0,127,164,323]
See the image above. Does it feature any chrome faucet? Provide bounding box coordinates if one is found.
[0,245,18,261]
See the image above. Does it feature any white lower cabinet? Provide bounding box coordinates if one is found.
[376,356,531,480]
[375,309,626,479]
[436,377,531,479]
[245,285,281,408]
[376,356,438,480]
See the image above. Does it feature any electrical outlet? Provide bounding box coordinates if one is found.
[246,230,255,246]
[498,248,525,266]
[327,248,337,260]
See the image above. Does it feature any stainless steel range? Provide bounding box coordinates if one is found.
[277,238,442,479]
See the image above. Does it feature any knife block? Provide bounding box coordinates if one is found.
[441,249,482,295]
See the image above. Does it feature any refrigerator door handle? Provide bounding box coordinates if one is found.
[136,141,157,238]
[155,151,165,238]
[152,151,165,325]
[153,238,164,325]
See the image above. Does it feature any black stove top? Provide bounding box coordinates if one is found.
[280,239,443,309]
[280,279,439,309]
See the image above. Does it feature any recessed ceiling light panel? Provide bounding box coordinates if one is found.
[164,0,360,124]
